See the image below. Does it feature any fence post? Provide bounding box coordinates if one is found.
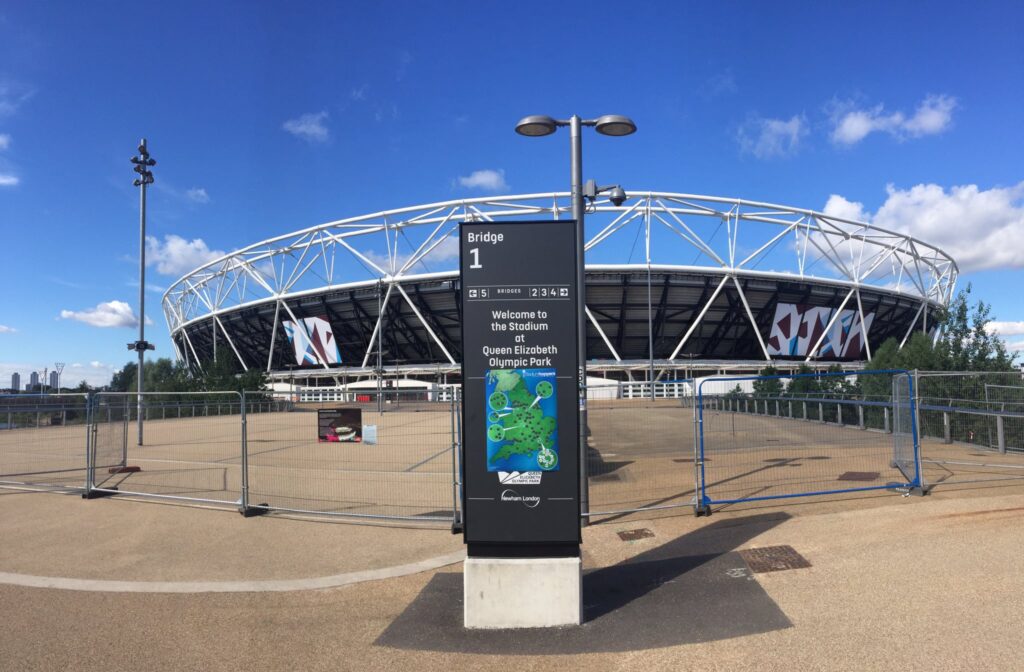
[884,407,890,433]
[943,412,951,444]
[775,400,780,417]
[837,404,843,425]
[858,405,864,430]
[803,401,808,420]
[819,403,824,423]
[239,392,249,515]
[788,401,793,418]
[997,415,1006,454]
[450,386,459,529]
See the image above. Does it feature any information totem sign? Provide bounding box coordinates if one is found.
[460,220,581,554]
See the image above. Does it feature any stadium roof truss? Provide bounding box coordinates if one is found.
[162,192,958,374]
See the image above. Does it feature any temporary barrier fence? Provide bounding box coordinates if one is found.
[0,393,91,490]
[86,391,246,506]
[914,371,1024,488]
[585,381,697,517]
[12,371,1022,523]
[694,370,921,513]
[243,389,458,522]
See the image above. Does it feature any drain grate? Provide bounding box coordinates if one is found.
[837,471,879,482]
[617,528,655,542]
[739,545,811,573]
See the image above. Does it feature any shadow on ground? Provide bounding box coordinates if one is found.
[376,512,793,654]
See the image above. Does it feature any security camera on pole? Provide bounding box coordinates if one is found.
[129,139,156,445]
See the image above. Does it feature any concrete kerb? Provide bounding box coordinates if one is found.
[0,550,465,594]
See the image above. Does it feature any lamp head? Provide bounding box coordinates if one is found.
[515,115,558,137]
[594,115,637,137]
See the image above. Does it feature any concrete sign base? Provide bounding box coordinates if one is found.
[463,557,582,629]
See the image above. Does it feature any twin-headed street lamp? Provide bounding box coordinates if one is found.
[514,113,637,521]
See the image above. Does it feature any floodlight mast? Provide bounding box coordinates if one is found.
[129,139,156,445]
[515,113,636,524]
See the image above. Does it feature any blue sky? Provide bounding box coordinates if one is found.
[1,1,1022,386]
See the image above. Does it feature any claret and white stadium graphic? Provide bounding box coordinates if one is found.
[160,192,958,382]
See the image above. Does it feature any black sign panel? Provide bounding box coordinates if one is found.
[317,408,363,443]
[460,220,581,549]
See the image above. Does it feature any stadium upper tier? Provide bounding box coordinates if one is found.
[161,192,958,375]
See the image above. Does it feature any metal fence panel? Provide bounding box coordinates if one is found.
[915,371,1024,488]
[89,394,128,489]
[244,390,456,522]
[87,391,244,506]
[892,372,920,485]
[0,393,90,491]
[585,382,696,517]
[696,370,914,510]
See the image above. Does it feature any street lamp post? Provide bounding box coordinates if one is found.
[514,114,637,522]
[129,139,156,445]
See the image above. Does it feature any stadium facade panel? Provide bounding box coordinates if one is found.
[162,192,957,381]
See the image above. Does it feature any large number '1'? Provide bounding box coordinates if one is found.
[469,248,482,269]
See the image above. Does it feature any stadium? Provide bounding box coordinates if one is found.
[160,191,959,390]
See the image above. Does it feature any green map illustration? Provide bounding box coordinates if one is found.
[485,368,558,472]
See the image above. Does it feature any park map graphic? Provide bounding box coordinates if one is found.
[485,368,559,472]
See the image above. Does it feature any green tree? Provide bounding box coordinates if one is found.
[866,285,1016,373]
[753,365,784,398]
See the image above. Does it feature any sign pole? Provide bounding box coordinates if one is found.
[568,115,590,524]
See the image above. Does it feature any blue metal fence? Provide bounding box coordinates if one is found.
[694,369,921,514]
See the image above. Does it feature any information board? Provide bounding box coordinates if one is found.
[460,220,581,551]
[317,408,362,443]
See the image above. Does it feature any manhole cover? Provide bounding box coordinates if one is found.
[617,528,655,542]
[739,545,811,573]
[837,471,879,482]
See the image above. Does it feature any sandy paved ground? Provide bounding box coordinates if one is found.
[0,483,1021,671]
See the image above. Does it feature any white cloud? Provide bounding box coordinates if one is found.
[986,322,1024,338]
[736,115,807,159]
[146,234,226,276]
[822,181,1024,272]
[185,187,210,203]
[59,300,148,328]
[456,169,509,192]
[0,173,19,187]
[350,85,368,101]
[0,134,10,150]
[283,111,329,143]
[830,94,956,145]
[0,325,15,333]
